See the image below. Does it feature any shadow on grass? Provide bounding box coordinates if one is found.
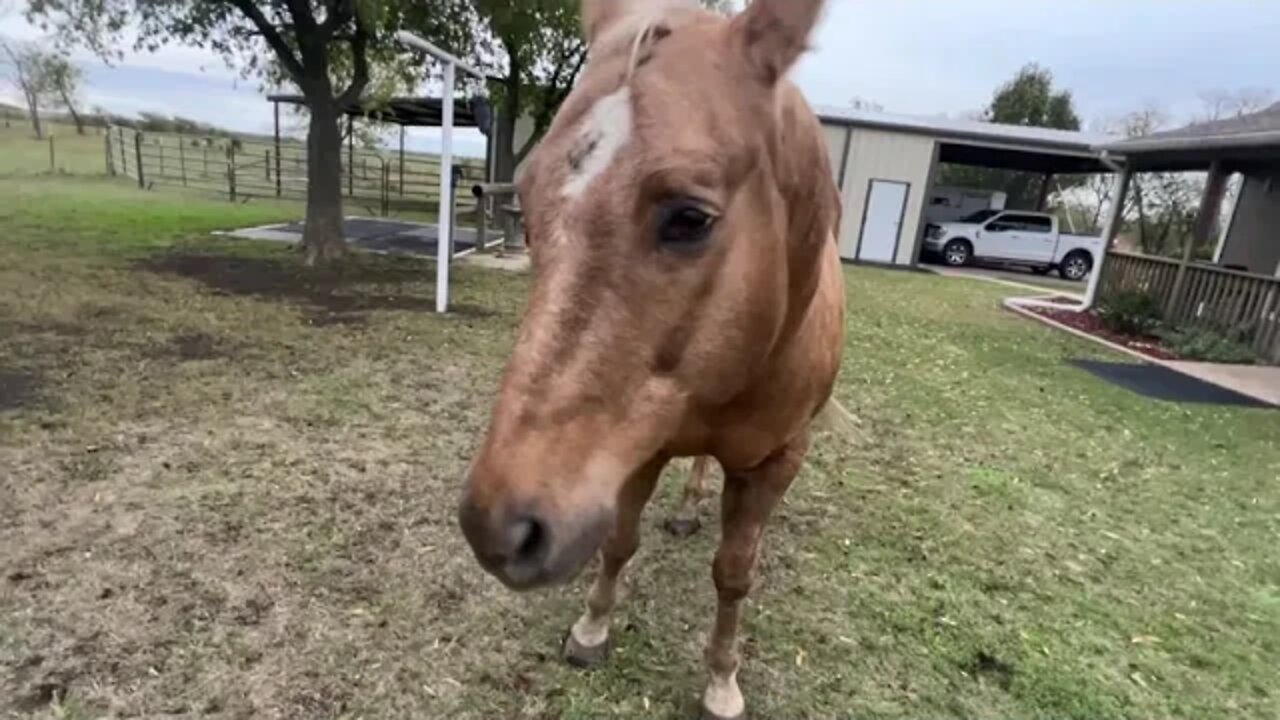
[137,251,439,324]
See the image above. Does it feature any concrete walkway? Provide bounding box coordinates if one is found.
[930,265,1085,298]
[1004,298,1279,408]
[1163,361,1280,407]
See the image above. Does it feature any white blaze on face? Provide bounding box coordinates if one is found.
[562,86,634,200]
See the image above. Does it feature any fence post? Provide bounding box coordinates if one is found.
[265,149,271,180]
[381,162,390,217]
[178,137,187,186]
[203,146,209,177]
[118,127,126,176]
[347,116,354,198]
[135,132,145,189]
[105,133,114,175]
[48,135,55,172]
[158,142,165,177]
[227,145,237,202]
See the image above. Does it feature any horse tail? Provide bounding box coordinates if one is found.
[813,396,864,444]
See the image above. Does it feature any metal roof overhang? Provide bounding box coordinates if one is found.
[818,109,1117,174]
[267,94,482,128]
[939,139,1115,174]
[1097,132,1280,173]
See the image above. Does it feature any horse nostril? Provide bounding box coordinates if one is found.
[506,515,548,566]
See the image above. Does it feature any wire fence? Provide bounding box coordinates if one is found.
[104,125,487,219]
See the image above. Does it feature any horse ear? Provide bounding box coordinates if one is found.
[733,0,826,85]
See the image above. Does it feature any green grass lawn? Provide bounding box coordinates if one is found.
[0,120,112,177]
[1,172,1277,720]
[0,120,449,225]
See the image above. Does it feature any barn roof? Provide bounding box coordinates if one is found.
[816,105,1112,155]
[1097,102,1280,170]
[267,94,485,129]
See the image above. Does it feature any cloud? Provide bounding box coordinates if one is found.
[8,0,1280,149]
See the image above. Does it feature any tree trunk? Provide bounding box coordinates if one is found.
[22,87,42,140]
[301,94,348,266]
[493,68,521,182]
[60,89,85,134]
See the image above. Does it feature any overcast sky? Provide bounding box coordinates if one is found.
[4,1,1279,156]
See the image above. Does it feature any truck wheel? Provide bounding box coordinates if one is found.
[943,239,972,267]
[1059,251,1093,281]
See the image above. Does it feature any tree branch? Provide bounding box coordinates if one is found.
[336,12,370,107]
[515,46,585,164]
[284,0,318,35]
[320,0,354,38]
[227,0,304,82]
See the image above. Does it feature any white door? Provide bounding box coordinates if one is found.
[859,180,909,263]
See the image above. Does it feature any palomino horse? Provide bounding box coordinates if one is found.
[459,0,842,717]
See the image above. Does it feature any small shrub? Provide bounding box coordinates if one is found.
[1097,290,1163,336]
[1159,326,1258,365]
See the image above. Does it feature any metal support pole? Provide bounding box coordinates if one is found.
[1169,160,1228,316]
[273,101,283,197]
[437,62,456,314]
[395,31,487,314]
[347,115,354,198]
[1084,168,1132,310]
[399,125,406,196]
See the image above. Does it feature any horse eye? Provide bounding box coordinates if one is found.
[657,203,716,248]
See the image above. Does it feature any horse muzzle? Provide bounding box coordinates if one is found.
[458,494,613,591]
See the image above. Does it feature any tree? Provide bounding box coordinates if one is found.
[44,53,85,133]
[1197,87,1274,123]
[940,63,1082,209]
[26,0,462,266]
[0,37,57,139]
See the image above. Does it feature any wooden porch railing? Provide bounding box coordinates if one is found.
[1100,250,1280,364]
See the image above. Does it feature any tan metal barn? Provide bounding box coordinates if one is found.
[816,107,1113,267]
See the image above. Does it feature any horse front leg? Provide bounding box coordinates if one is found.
[665,455,713,538]
[701,437,808,720]
[563,454,668,668]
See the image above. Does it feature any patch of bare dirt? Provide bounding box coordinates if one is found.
[0,369,42,411]
[143,331,238,361]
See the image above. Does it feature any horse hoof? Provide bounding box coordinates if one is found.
[563,632,611,669]
[664,517,701,538]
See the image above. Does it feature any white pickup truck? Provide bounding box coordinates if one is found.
[923,210,1102,281]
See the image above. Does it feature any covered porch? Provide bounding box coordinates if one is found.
[1088,104,1280,364]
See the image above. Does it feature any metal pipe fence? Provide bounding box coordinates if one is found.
[105,125,486,219]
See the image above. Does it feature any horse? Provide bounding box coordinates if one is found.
[458,0,842,717]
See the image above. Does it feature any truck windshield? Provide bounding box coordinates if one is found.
[959,209,1001,223]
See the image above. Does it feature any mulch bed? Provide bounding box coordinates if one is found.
[1022,304,1182,361]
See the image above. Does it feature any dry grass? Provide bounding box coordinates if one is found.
[2,171,1278,720]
